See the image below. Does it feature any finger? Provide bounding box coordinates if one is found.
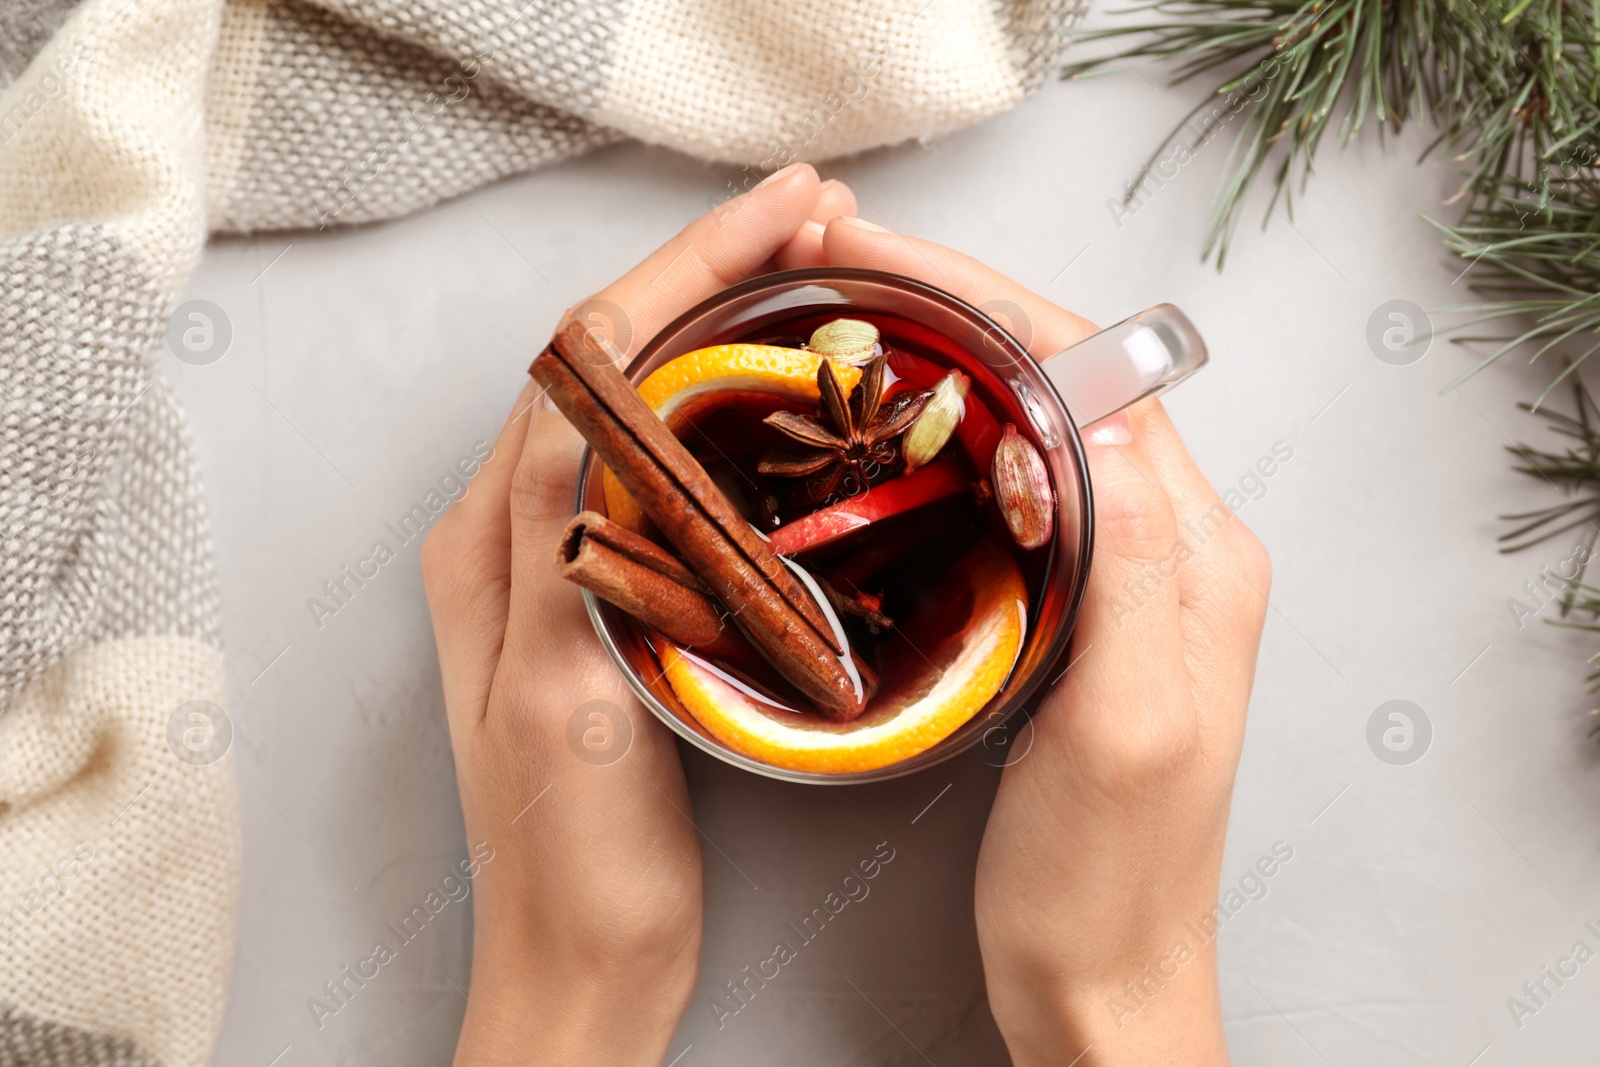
[1121,400,1271,736]
[771,220,828,273]
[590,163,824,362]
[1128,401,1264,599]
[773,179,858,271]
[422,379,542,723]
[505,397,596,675]
[814,178,858,221]
[1071,433,1187,674]
[448,380,543,532]
[1042,429,1195,774]
[822,216,1100,357]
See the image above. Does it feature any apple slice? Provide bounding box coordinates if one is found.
[768,457,969,556]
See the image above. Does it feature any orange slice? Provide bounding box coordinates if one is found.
[660,544,1028,774]
[602,345,861,531]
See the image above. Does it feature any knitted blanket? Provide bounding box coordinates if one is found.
[0,1,1074,1064]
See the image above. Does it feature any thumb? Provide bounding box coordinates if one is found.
[1041,423,1194,772]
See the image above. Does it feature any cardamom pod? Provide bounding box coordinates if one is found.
[902,370,968,472]
[992,423,1054,550]
[807,318,880,365]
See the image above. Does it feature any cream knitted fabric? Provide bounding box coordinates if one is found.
[0,1,1078,1065]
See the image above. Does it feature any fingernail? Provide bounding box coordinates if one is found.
[757,162,805,189]
[838,216,890,233]
[1086,410,1132,445]
[800,219,826,238]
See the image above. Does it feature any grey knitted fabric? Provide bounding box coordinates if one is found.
[0,225,206,712]
[0,1003,162,1067]
[216,0,617,232]
[0,0,82,86]
[312,0,627,113]
[0,0,1081,1064]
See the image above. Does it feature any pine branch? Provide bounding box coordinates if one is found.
[1065,0,1595,266]
[1538,577,1600,728]
[1432,172,1600,401]
[1502,376,1600,703]
[1500,375,1600,555]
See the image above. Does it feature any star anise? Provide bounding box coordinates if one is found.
[757,356,930,501]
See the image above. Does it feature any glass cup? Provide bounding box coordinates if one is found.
[573,268,1206,784]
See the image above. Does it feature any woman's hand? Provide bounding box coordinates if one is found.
[422,164,857,1067]
[817,217,1269,1066]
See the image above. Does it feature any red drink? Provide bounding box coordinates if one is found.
[584,308,1061,773]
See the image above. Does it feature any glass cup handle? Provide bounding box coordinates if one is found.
[1039,304,1208,428]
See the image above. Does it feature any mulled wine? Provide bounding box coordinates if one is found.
[556,310,1062,774]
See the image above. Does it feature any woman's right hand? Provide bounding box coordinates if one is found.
[818,216,1270,1066]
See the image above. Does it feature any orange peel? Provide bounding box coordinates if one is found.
[602,345,860,531]
[660,544,1027,774]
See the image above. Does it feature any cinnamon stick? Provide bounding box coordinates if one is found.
[557,511,745,660]
[531,314,871,720]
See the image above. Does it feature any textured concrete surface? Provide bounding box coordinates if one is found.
[175,61,1600,1067]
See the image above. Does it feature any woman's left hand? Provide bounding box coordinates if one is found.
[423,163,856,1067]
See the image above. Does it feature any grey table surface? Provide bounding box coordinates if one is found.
[172,63,1600,1067]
